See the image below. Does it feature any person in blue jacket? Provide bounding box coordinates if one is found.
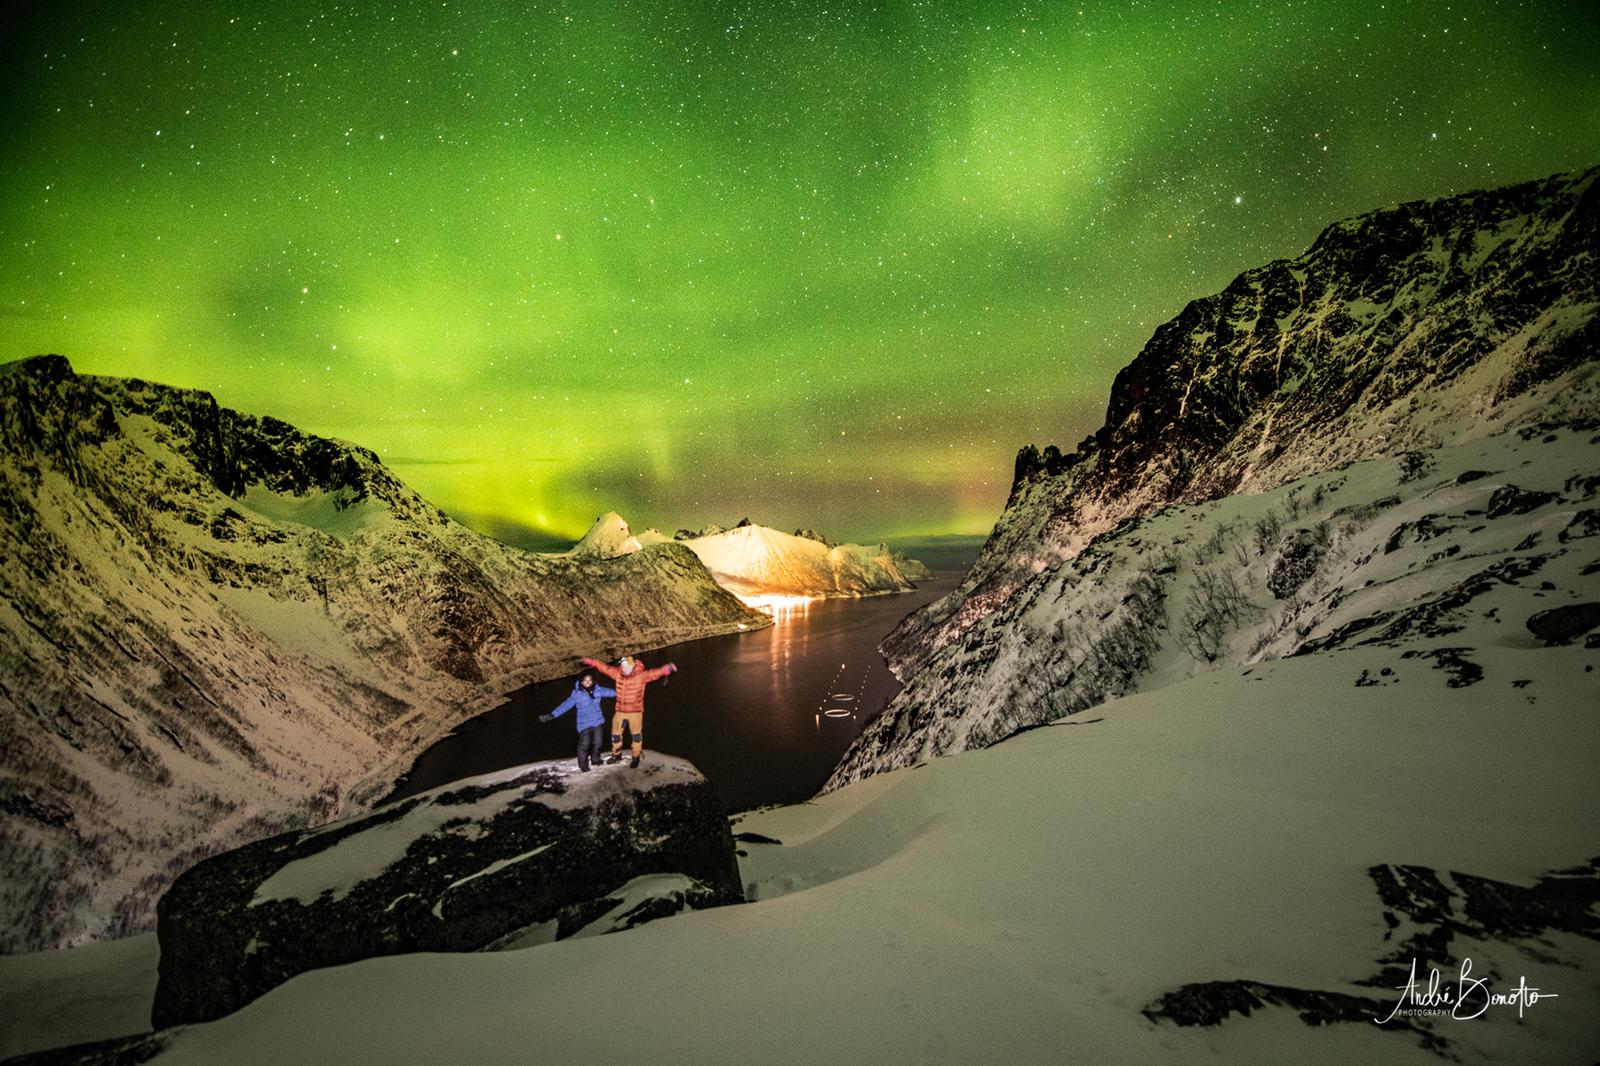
[540,672,615,772]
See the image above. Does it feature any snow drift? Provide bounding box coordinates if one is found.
[6,615,1595,1062]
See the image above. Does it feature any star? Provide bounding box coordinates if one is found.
[1,0,1593,542]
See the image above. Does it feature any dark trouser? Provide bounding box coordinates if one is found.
[576,725,603,770]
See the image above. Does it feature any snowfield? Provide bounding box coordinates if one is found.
[3,629,1594,1062]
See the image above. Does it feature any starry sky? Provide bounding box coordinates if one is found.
[2,2,1596,545]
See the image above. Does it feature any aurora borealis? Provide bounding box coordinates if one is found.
[2,3,1596,544]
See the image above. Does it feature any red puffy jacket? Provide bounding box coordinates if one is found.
[582,657,673,714]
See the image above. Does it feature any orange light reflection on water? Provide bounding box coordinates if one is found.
[738,593,820,619]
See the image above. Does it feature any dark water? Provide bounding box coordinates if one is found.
[384,563,974,811]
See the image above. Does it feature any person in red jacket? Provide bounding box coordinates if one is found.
[580,654,677,767]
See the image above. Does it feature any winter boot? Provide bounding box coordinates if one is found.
[629,755,641,768]
[604,753,622,765]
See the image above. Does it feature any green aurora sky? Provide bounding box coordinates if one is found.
[2,2,1597,545]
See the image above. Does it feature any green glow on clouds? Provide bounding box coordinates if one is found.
[2,1,1596,542]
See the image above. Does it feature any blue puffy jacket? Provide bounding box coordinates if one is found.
[547,680,615,731]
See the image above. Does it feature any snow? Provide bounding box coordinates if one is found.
[0,933,158,1060]
[565,511,643,557]
[4,419,1596,1061]
[10,635,1593,1063]
[235,484,393,542]
[440,846,554,896]
[900,167,1598,666]
[836,419,1600,785]
[251,756,707,907]
[0,355,769,951]
[249,792,509,908]
[562,873,701,939]
[214,586,363,667]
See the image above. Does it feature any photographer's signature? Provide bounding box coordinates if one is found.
[1376,958,1558,1024]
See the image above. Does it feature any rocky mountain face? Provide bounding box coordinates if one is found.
[886,165,1598,670]
[0,355,767,952]
[837,165,1600,787]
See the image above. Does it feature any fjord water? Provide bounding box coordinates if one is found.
[386,556,977,810]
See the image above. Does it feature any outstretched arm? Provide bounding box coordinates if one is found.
[595,686,616,698]
[641,663,678,683]
[581,657,622,681]
[545,693,578,721]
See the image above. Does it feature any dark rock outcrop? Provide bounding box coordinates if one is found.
[152,757,742,1028]
[1525,603,1600,644]
[0,1031,172,1065]
[1558,508,1600,542]
[1144,858,1600,1056]
[1265,527,1329,599]
[1485,484,1558,518]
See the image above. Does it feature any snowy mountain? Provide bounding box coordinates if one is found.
[0,355,767,953]
[831,421,1600,787]
[679,522,928,599]
[843,165,1600,784]
[887,164,1598,669]
[566,511,645,556]
[565,512,675,556]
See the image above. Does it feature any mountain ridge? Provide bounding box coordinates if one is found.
[838,164,1600,787]
[0,354,767,952]
[884,164,1599,672]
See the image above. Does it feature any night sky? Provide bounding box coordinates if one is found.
[2,3,1596,544]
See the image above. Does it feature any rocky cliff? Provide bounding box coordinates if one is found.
[838,165,1600,787]
[885,165,1598,670]
[0,355,767,952]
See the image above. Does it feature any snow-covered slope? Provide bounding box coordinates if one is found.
[6,600,1594,1063]
[680,522,926,599]
[851,165,1600,785]
[831,418,1600,786]
[566,511,644,556]
[889,165,1598,669]
[0,355,768,953]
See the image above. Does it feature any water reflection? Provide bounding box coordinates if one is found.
[387,568,974,809]
[739,593,820,620]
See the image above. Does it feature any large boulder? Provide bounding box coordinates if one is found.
[1525,602,1600,645]
[151,757,742,1027]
